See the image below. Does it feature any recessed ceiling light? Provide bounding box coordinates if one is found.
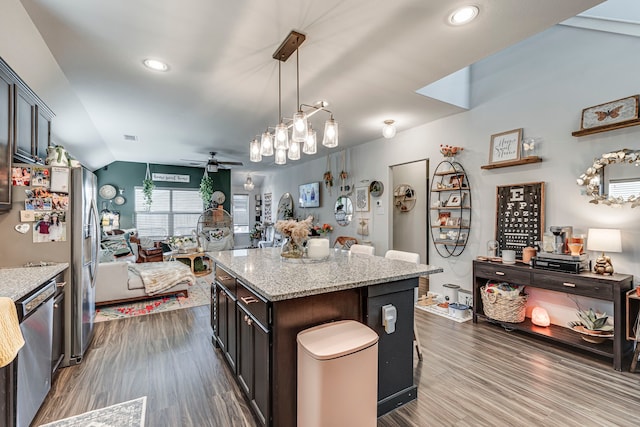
[142,58,169,72]
[449,5,479,25]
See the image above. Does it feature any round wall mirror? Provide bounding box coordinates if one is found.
[577,149,640,206]
[277,193,294,220]
[334,196,353,226]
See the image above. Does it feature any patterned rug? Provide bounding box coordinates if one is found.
[95,277,210,322]
[39,397,146,427]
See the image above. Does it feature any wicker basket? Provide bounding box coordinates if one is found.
[480,285,527,323]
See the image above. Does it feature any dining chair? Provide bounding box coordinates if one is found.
[258,225,275,248]
[350,244,375,256]
[384,249,423,361]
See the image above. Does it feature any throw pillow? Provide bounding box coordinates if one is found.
[101,235,133,257]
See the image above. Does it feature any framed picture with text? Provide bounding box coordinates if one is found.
[489,128,522,164]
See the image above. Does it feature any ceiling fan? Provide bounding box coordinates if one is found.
[183,152,243,172]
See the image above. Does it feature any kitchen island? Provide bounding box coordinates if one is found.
[209,248,442,427]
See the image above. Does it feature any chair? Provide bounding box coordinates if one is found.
[350,244,375,256]
[258,225,275,248]
[384,250,423,361]
[334,236,358,250]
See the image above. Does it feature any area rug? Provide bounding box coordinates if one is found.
[39,396,146,427]
[415,303,472,323]
[95,278,210,322]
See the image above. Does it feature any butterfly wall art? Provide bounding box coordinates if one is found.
[580,95,639,130]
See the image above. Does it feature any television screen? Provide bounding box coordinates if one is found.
[299,182,320,208]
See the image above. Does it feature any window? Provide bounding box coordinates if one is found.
[134,187,202,239]
[232,194,250,233]
[609,179,640,200]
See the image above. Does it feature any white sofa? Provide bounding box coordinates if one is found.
[95,261,191,306]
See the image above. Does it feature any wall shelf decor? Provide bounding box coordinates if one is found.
[481,156,542,170]
[572,118,640,137]
[429,160,471,257]
[393,184,416,212]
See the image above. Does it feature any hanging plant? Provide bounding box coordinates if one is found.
[200,170,214,208]
[142,163,154,209]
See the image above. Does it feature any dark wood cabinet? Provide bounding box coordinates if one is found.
[214,266,237,373]
[0,61,14,210]
[13,85,53,164]
[472,260,633,370]
[236,285,270,427]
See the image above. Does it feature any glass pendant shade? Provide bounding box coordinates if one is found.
[260,131,274,156]
[274,122,289,150]
[244,176,254,191]
[288,141,301,160]
[249,138,262,162]
[275,148,287,165]
[302,127,317,155]
[322,117,339,148]
[382,120,396,139]
[292,111,308,142]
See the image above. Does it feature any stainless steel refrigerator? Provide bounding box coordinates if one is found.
[0,165,100,367]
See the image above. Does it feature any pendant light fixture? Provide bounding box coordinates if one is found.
[251,30,339,165]
[244,175,255,191]
[250,138,262,162]
[302,125,317,155]
[382,120,396,139]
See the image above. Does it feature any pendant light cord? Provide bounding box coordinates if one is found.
[296,49,300,111]
[278,61,282,122]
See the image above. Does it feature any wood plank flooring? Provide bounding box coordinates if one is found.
[33,305,640,427]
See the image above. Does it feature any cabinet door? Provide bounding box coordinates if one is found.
[14,86,35,161]
[0,68,11,208]
[225,288,237,372]
[216,285,228,353]
[252,319,270,426]
[237,304,270,427]
[51,292,64,375]
[237,304,254,397]
[35,106,51,162]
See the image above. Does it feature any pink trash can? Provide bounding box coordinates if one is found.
[297,320,379,427]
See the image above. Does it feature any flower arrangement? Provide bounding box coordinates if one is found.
[275,216,313,243]
[313,223,333,236]
[167,235,196,252]
[439,144,464,157]
[249,223,263,240]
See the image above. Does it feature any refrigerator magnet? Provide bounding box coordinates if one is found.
[50,167,70,193]
[20,210,35,222]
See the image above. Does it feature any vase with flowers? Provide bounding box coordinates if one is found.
[313,223,333,237]
[275,216,313,258]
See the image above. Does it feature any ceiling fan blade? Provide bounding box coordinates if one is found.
[217,161,244,166]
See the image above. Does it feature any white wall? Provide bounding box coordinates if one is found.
[261,24,640,326]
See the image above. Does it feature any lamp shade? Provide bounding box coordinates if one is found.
[288,141,301,160]
[244,176,254,191]
[275,148,287,165]
[260,131,274,156]
[382,120,396,139]
[302,127,317,155]
[292,111,307,142]
[274,122,289,150]
[322,117,338,148]
[249,138,262,162]
[586,228,622,253]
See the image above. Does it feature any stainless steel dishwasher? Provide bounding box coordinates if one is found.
[15,280,56,427]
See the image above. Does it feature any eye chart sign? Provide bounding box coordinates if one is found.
[495,182,545,258]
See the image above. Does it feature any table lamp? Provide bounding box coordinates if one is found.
[587,228,622,275]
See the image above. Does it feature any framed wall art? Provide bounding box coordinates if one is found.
[580,95,639,130]
[495,182,545,258]
[355,186,370,212]
[489,128,522,164]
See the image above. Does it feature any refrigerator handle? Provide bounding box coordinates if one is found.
[88,199,100,288]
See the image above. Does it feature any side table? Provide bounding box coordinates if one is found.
[173,252,212,277]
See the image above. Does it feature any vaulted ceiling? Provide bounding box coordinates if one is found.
[18,0,603,173]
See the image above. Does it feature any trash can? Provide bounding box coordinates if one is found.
[297,320,379,427]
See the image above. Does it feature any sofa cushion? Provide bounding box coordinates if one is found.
[101,234,134,257]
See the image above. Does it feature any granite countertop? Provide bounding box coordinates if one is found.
[0,263,69,301]
[208,248,443,301]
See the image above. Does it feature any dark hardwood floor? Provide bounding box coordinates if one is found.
[33,305,640,426]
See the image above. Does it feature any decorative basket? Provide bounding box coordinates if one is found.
[480,285,527,323]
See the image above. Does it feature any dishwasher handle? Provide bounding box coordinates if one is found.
[17,280,56,320]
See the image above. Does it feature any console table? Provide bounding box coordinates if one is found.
[472,260,633,371]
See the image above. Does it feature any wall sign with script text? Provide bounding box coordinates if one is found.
[489,128,522,164]
[495,182,545,258]
[152,173,190,183]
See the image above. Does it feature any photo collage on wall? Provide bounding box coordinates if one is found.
[12,166,69,243]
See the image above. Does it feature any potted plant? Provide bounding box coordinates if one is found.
[200,172,214,208]
[569,308,613,343]
[142,177,154,208]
